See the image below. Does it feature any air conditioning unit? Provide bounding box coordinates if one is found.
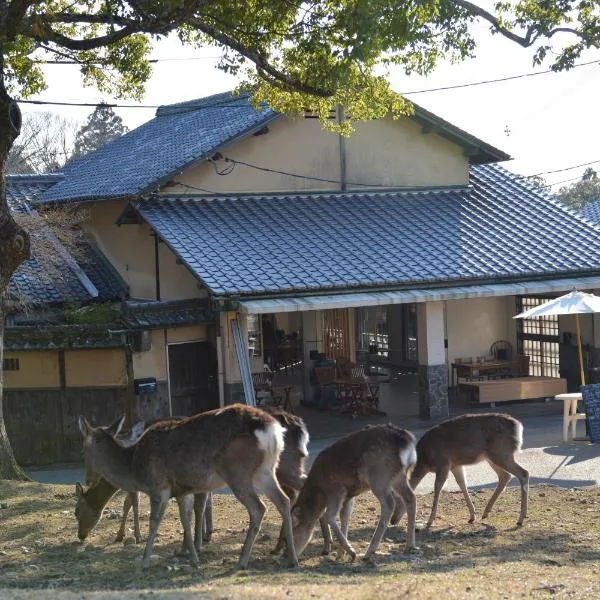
[129,330,152,353]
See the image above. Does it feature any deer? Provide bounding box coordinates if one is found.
[393,413,529,529]
[75,407,309,555]
[291,423,418,562]
[78,403,298,570]
[75,417,212,549]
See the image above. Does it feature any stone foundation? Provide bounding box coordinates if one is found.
[418,364,449,420]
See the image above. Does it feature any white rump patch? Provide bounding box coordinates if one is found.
[400,444,417,469]
[515,421,524,453]
[255,422,285,456]
[298,426,310,457]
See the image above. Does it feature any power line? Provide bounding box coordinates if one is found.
[527,158,600,178]
[223,156,408,188]
[18,58,600,109]
[548,175,589,188]
[401,58,599,95]
[37,55,221,65]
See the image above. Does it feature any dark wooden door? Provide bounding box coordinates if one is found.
[168,341,218,417]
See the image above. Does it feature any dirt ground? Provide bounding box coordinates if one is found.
[1,480,599,599]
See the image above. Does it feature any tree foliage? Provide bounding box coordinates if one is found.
[2,1,599,132]
[556,168,600,211]
[7,111,76,173]
[71,104,128,161]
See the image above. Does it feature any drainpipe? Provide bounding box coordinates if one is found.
[337,105,347,192]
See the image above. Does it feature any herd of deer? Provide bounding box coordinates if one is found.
[75,404,529,570]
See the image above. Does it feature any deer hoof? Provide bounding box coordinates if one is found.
[361,553,375,563]
[320,548,331,556]
[405,545,420,554]
[348,549,357,562]
[468,516,476,524]
[516,520,524,528]
[114,534,124,543]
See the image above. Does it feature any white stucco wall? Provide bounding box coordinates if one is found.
[165,112,470,196]
[446,295,515,372]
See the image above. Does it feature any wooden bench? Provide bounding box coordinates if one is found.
[459,376,567,404]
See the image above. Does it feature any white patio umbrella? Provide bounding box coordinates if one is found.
[513,290,600,386]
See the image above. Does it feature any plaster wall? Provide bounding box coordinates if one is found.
[346,115,468,188]
[4,351,60,389]
[166,113,469,195]
[132,329,167,380]
[85,201,155,299]
[65,348,128,387]
[446,296,513,367]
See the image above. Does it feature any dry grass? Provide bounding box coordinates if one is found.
[1,481,600,599]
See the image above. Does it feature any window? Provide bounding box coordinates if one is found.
[3,357,20,371]
[355,307,389,358]
[323,309,351,361]
[516,296,560,377]
[247,314,262,358]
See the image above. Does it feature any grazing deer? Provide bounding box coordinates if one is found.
[75,418,211,549]
[75,478,211,548]
[291,424,418,561]
[400,413,529,528]
[75,408,307,554]
[78,403,298,570]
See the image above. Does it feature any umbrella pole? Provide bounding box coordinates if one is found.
[576,314,586,386]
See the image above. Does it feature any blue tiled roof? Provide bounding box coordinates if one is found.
[580,199,600,224]
[40,92,278,204]
[6,175,127,306]
[136,164,600,297]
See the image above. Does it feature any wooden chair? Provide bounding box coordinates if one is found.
[252,371,275,406]
[314,366,338,407]
[490,340,514,361]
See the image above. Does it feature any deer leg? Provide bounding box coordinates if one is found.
[393,462,428,525]
[392,471,417,552]
[323,495,356,561]
[272,488,298,555]
[141,490,170,570]
[176,494,199,566]
[255,471,298,567]
[340,497,354,538]
[131,492,142,543]
[320,517,333,555]
[116,492,134,542]
[451,466,476,523]
[202,492,213,543]
[427,466,450,529]
[229,485,267,569]
[363,489,395,561]
[485,456,529,526]
[193,492,209,553]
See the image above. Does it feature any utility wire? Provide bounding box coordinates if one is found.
[17,58,599,109]
[401,58,599,95]
[527,158,600,178]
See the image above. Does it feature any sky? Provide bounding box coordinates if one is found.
[20,22,600,192]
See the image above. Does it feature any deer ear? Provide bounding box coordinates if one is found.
[78,416,92,438]
[75,482,84,498]
[129,420,145,442]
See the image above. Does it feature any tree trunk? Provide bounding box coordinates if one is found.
[0,66,32,479]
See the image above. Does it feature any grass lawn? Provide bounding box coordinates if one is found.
[1,480,599,599]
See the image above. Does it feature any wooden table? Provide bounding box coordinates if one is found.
[553,392,586,442]
[460,376,566,404]
[335,377,388,417]
[452,359,523,387]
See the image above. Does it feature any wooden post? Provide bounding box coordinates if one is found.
[576,314,586,386]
